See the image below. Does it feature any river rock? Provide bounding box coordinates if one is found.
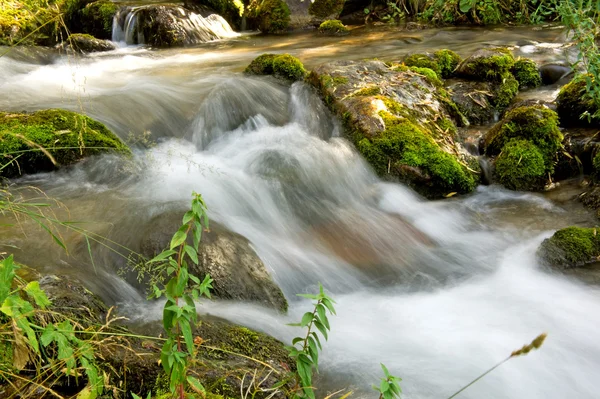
[448,80,498,125]
[539,63,573,85]
[0,109,130,179]
[556,74,600,128]
[537,226,600,269]
[308,60,478,198]
[139,210,288,312]
[59,33,117,53]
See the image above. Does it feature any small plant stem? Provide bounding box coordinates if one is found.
[175,223,192,399]
[445,356,511,399]
[300,299,322,351]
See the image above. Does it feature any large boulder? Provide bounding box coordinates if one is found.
[0,109,130,179]
[308,60,478,198]
[138,211,288,312]
[537,226,600,269]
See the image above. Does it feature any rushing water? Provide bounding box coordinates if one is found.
[1,25,600,399]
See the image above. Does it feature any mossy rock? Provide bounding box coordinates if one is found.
[483,105,563,169]
[308,0,345,19]
[456,48,515,82]
[0,109,130,179]
[358,116,476,197]
[403,50,461,80]
[491,72,519,109]
[318,20,349,35]
[0,0,60,45]
[245,53,306,81]
[494,139,546,191]
[247,0,290,33]
[537,226,600,269]
[404,53,442,78]
[80,0,118,39]
[512,58,541,90]
[61,33,116,53]
[192,0,244,30]
[556,74,600,128]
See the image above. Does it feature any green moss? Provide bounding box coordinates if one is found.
[409,66,443,87]
[308,0,345,19]
[248,0,290,33]
[436,117,457,137]
[0,0,60,45]
[434,49,462,79]
[80,1,117,39]
[538,226,600,268]
[484,105,562,172]
[556,74,600,127]
[272,54,306,81]
[460,48,515,82]
[318,19,349,35]
[244,53,276,75]
[0,340,12,378]
[357,114,476,197]
[333,76,348,85]
[404,53,442,78]
[0,109,130,178]
[491,73,519,108]
[495,139,546,191]
[351,86,381,96]
[244,53,305,81]
[512,58,541,89]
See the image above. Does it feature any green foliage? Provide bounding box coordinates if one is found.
[308,0,346,19]
[358,113,476,198]
[79,0,118,39]
[373,363,402,399]
[512,58,542,89]
[148,192,212,399]
[0,109,131,179]
[245,53,306,81]
[484,105,563,170]
[248,0,290,33]
[494,139,546,191]
[556,74,600,127]
[557,0,600,124]
[286,283,336,399]
[318,20,349,35]
[0,0,62,45]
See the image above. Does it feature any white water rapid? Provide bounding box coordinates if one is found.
[1,26,599,399]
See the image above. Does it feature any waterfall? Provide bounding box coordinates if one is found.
[112,4,239,46]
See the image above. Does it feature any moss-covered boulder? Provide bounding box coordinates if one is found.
[0,109,130,179]
[456,48,515,81]
[245,53,306,81]
[483,105,563,163]
[512,58,541,90]
[0,0,60,45]
[247,0,291,33]
[403,49,461,80]
[59,33,117,53]
[494,139,546,191]
[137,211,288,312]
[537,226,600,269]
[318,19,349,35]
[308,0,345,19]
[556,74,600,128]
[308,60,478,198]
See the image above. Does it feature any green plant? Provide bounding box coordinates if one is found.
[286,283,336,399]
[373,363,402,399]
[146,192,214,399]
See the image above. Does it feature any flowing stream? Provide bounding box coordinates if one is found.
[2,25,600,399]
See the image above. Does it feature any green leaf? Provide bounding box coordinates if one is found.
[380,380,389,393]
[184,245,199,264]
[297,293,318,300]
[170,228,188,250]
[313,320,328,340]
[148,250,177,263]
[0,256,16,304]
[322,298,336,315]
[381,363,391,378]
[459,0,475,13]
[316,304,329,330]
[193,224,202,249]
[187,376,206,394]
[364,8,370,14]
[24,281,51,309]
[301,312,314,327]
[180,320,194,356]
[311,331,322,350]
[182,211,195,224]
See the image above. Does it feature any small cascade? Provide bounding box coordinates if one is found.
[112,4,238,46]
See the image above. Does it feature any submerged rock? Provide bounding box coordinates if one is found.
[308,60,478,198]
[0,109,130,179]
[538,226,600,269]
[59,33,117,53]
[556,74,600,128]
[139,212,288,312]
